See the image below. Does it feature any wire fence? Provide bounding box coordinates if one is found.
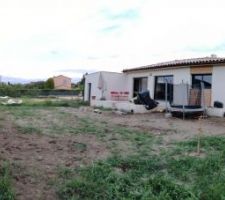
[167,83,206,119]
[172,84,203,107]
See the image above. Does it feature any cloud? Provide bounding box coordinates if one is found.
[50,50,59,55]
[101,9,139,21]
[0,0,225,80]
[87,56,99,60]
[101,25,121,33]
[56,69,97,74]
[185,43,225,53]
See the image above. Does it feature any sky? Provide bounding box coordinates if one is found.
[1,0,225,82]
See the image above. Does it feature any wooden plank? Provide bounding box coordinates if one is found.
[189,89,201,105]
[190,65,213,74]
[203,89,211,107]
[189,89,211,107]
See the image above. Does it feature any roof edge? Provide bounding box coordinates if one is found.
[123,57,225,73]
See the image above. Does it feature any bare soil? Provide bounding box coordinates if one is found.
[0,116,109,200]
[75,109,225,143]
[1,106,225,199]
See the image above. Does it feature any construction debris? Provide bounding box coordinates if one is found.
[0,97,23,105]
[79,106,93,112]
[93,109,102,114]
[0,96,9,99]
[112,110,129,115]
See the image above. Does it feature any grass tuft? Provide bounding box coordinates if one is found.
[0,162,14,200]
[22,99,89,108]
[57,136,225,200]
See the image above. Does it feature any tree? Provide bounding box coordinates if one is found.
[25,81,46,89]
[45,78,54,89]
[80,73,87,85]
[77,73,87,89]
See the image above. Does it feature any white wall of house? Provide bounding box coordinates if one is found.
[84,65,225,117]
[150,68,191,98]
[125,67,191,99]
[126,71,151,99]
[84,71,128,102]
[84,72,101,102]
[212,65,225,111]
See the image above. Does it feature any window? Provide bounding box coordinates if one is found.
[154,75,173,101]
[192,74,212,89]
[133,77,148,97]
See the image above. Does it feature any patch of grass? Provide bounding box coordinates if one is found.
[0,98,88,109]
[0,104,156,151]
[57,156,194,200]
[57,167,75,180]
[0,106,82,136]
[73,117,112,136]
[0,162,14,200]
[71,142,87,152]
[16,125,42,134]
[57,136,225,200]
[22,99,88,108]
[72,116,158,156]
[2,102,225,199]
[175,135,225,155]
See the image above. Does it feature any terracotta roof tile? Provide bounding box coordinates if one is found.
[123,56,225,72]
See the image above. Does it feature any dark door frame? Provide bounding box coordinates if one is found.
[88,83,92,104]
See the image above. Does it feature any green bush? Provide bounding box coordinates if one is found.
[0,83,81,97]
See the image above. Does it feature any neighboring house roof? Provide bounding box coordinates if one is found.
[53,75,72,89]
[123,56,225,73]
[53,75,72,80]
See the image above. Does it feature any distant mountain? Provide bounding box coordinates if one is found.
[0,76,41,84]
[0,76,81,84]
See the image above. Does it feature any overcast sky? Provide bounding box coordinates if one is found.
[1,0,225,81]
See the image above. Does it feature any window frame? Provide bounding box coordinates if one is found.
[133,77,148,97]
[192,73,212,89]
[154,75,174,101]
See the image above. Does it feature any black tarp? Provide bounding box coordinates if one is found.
[137,91,158,110]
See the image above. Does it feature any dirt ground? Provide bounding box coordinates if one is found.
[0,116,109,200]
[75,108,225,143]
[1,106,225,199]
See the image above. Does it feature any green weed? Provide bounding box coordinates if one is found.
[22,99,88,108]
[16,125,42,134]
[177,136,225,153]
[0,162,14,200]
[71,142,87,152]
[57,156,194,200]
[57,136,225,200]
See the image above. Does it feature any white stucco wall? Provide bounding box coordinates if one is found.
[84,65,225,117]
[91,100,151,113]
[125,67,191,99]
[125,71,151,99]
[211,65,225,112]
[84,71,128,102]
[84,72,101,101]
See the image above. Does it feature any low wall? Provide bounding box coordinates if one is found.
[206,107,225,117]
[91,100,150,113]
[91,100,225,117]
